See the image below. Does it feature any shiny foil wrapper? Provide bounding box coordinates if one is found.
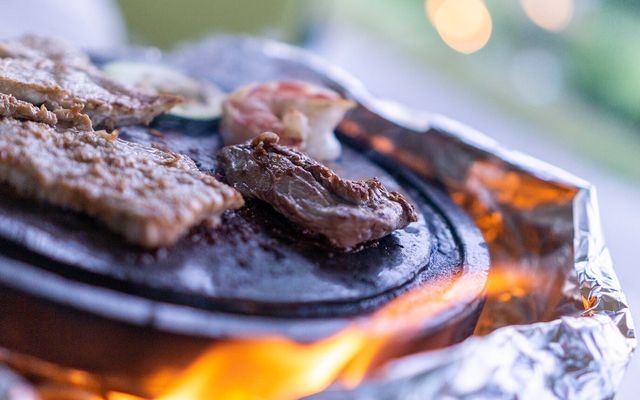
[0,36,636,399]
[170,36,636,399]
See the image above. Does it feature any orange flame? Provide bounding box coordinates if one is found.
[99,272,478,400]
[103,265,544,400]
[98,264,558,400]
[156,332,365,400]
[108,393,140,400]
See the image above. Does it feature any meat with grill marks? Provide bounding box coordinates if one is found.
[0,117,244,248]
[217,132,417,250]
[0,34,182,130]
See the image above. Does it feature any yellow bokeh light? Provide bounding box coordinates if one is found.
[426,0,445,20]
[520,0,574,32]
[425,0,493,54]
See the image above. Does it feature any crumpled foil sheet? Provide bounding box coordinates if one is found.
[0,35,635,399]
[168,36,636,399]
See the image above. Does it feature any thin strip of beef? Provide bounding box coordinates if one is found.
[217,132,417,250]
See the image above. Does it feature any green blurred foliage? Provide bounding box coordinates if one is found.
[566,3,640,122]
[116,0,309,48]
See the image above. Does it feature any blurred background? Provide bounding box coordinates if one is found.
[2,0,638,397]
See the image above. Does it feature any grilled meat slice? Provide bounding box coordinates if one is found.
[0,35,182,130]
[0,118,244,248]
[0,93,91,129]
[217,132,417,250]
[0,34,93,69]
[0,57,182,129]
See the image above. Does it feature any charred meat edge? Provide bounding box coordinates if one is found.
[217,132,417,250]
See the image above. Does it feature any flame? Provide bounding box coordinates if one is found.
[483,266,537,299]
[131,272,479,400]
[426,0,493,54]
[520,0,574,32]
[156,332,365,400]
[474,264,547,335]
[108,393,141,400]
[102,266,531,400]
[56,266,549,400]
[53,264,554,400]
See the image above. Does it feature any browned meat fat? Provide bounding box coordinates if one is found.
[0,93,91,129]
[0,34,182,130]
[0,93,57,125]
[0,118,244,248]
[217,132,417,250]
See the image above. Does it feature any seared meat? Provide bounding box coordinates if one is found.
[0,93,91,129]
[0,118,244,248]
[0,57,181,130]
[217,132,417,250]
[0,34,93,68]
[0,34,182,130]
[0,93,56,125]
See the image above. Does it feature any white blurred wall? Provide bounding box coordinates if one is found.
[0,0,126,50]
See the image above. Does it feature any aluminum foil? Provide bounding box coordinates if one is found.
[0,35,635,399]
[168,36,636,399]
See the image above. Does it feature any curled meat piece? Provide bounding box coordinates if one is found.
[217,132,417,250]
[220,80,355,161]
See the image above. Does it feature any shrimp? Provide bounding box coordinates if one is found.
[220,80,355,161]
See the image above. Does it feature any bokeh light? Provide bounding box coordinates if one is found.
[425,0,493,54]
[520,0,574,32]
